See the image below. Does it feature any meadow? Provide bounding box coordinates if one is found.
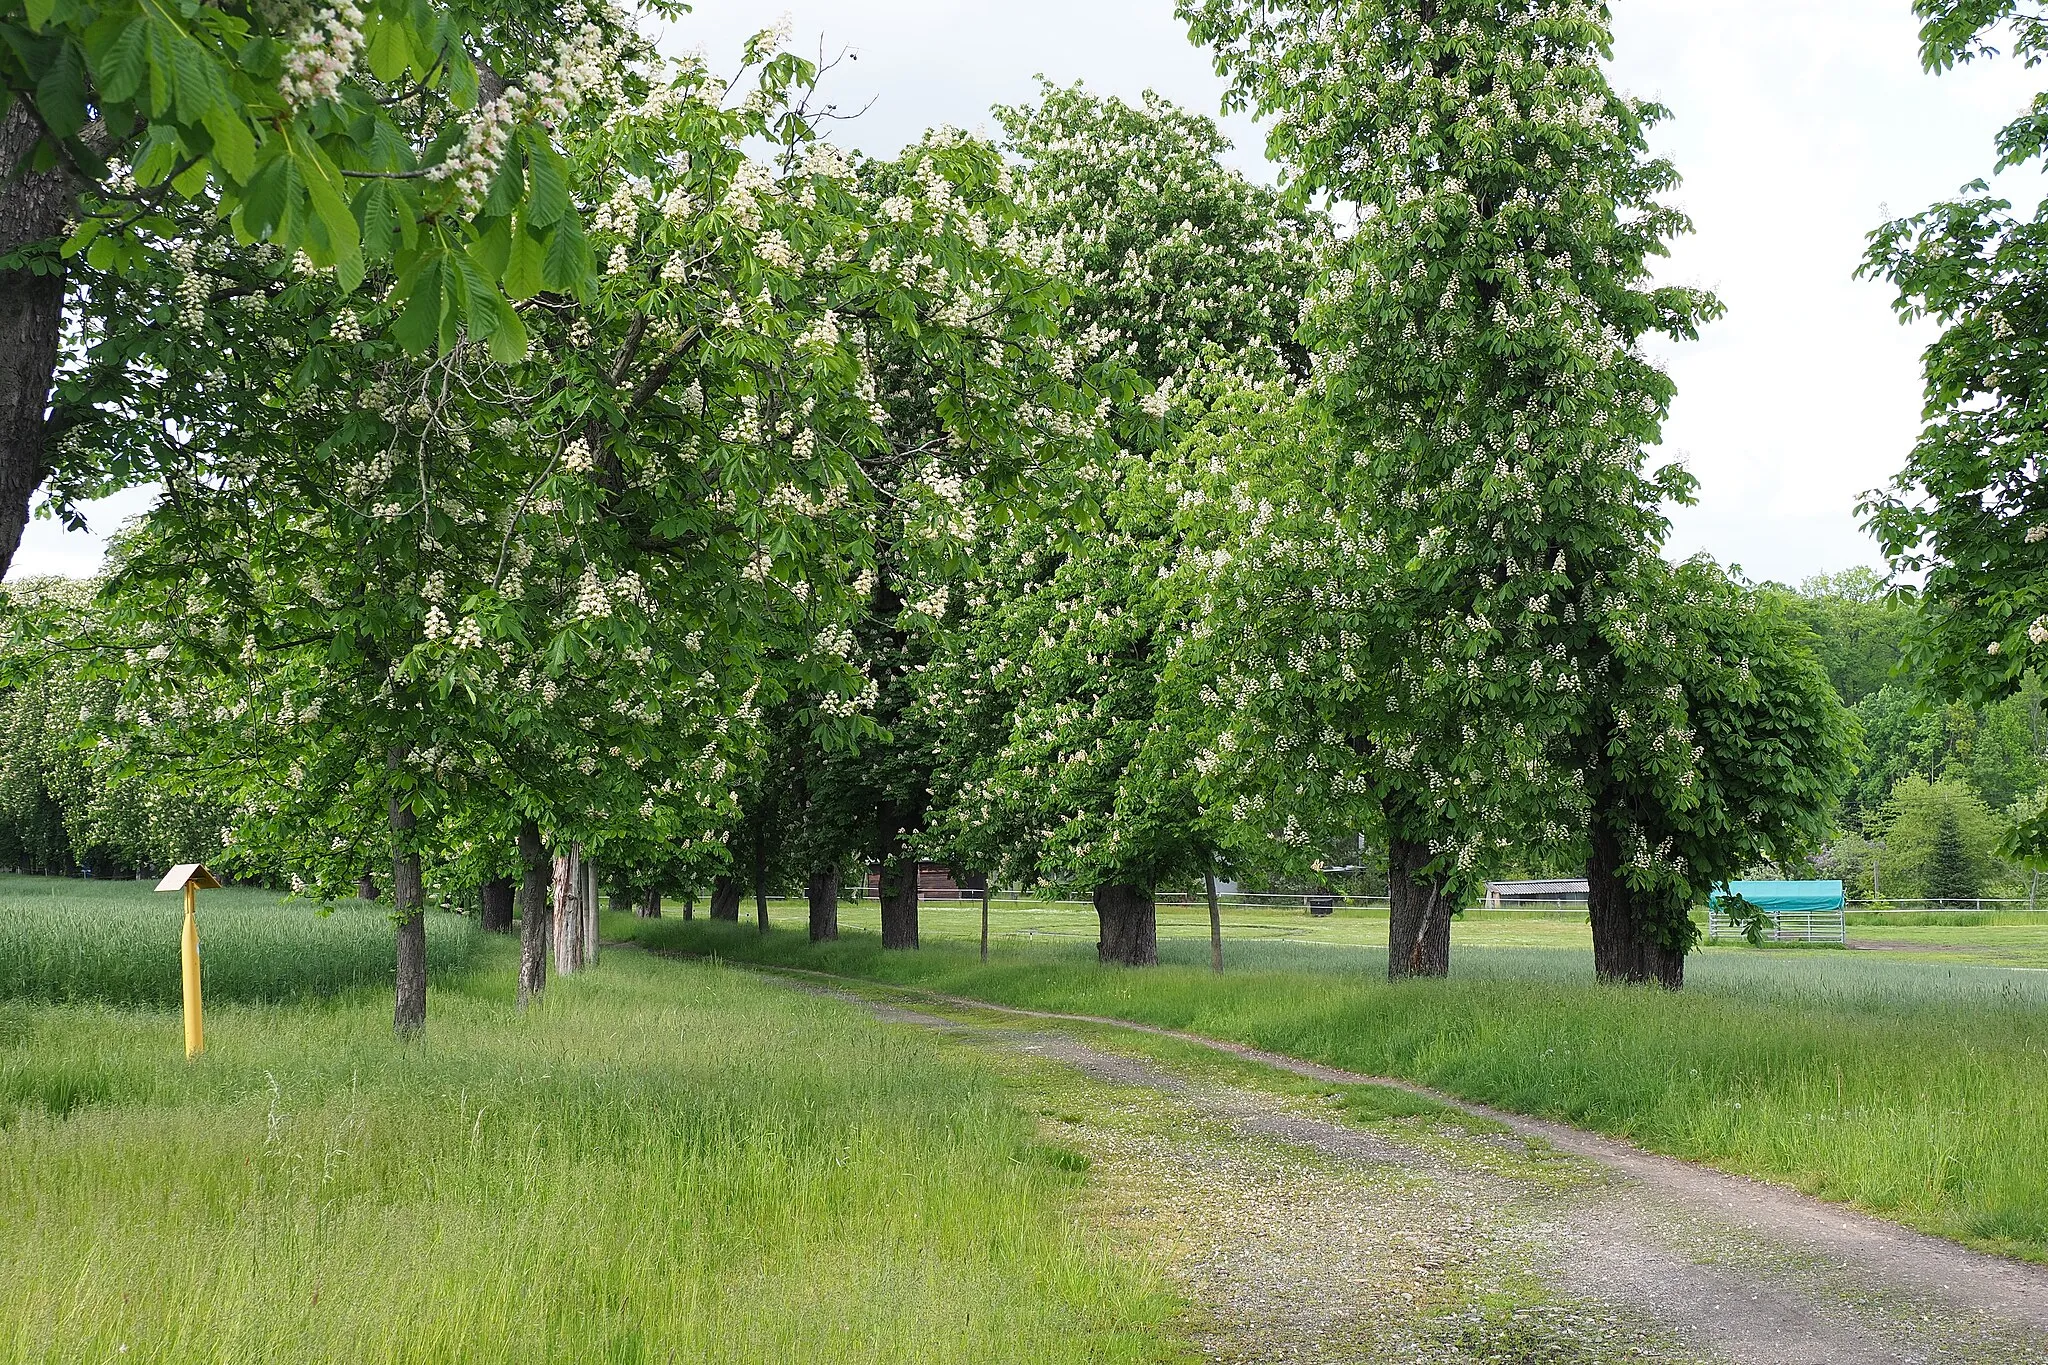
[0,874,480,1005]
[1,878,1184,1364]
[624,897,2048,1262]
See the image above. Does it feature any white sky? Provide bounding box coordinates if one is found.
[12,0,2044,585]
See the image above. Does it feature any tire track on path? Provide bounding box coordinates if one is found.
[690,958,2048,1363]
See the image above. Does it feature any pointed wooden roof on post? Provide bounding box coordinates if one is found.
[155,864,223,892]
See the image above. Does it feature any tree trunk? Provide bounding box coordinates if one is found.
[609,888,627,916]
[808,868,839,942]
[710,874,740,921]
[637,887,661,918]
[516,819,549,1009]
[980,877,990,963]
[582,855,599,966]
[552,845,583,976]
[0,104,78,582]
[753,837,770,935]
[358,874,379,901]
[683,889,695,921]
[1387,835,1451,980]
[389,789,427,1039]
[481,877,514,933]
[1587,822,1686,989]
[879,856,919,949]
[1206,870,1224,974]
[1094,882,1158,966]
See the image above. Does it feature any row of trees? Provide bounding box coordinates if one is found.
[1,0,1866,1034]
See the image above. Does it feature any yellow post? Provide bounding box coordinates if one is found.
[181,881,204,1059]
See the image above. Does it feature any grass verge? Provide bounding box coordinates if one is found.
[2,882,1187,1364]
[614,911,2048,1263]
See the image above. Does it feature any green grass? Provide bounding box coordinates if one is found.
[619,906,2048,1263]
[1,879,1187,1364]
[0,873,480,1005]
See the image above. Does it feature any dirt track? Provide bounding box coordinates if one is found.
[785,975,2048,1364]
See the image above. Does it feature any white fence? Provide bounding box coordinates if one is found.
[1706,905,1847,944]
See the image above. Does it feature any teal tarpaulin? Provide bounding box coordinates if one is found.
[1709,880,1846,912]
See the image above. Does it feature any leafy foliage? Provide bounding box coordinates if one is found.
[921,86,1327,898]
[1175,0,1718,903]
[1861,2,2048,777]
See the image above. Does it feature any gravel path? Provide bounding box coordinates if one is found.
[827,986,2048,1364]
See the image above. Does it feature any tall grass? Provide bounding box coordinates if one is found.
[0,874,478,1005]
[2,904,1184,1363]
[620,913,2048,1263]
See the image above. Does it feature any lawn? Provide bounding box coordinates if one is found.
[621,897,2048,1263]
[1,878,1186,1365]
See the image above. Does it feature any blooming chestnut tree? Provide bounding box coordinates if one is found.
[1580,556,1855,985]
[76,25,1107,1032]
[693,112,1161,953]
[0,0,640,578]
[1178,0,1718,977]
[918,87,1328,964]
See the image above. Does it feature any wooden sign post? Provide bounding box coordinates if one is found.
[156,864,223,1059]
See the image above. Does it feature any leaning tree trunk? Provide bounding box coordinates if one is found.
[710,875,741,921]
[552,844,584,976]
[636,887,661,918]
[0,104,78,581]
[389,787,427,1038]
[1587,820,1686,989]
[1387,835,1451,980]
[879,856,919,950]
[480,877,514,933]
[1094,883,1158,967]
[515,819,550,1009]
[807,868,840,942]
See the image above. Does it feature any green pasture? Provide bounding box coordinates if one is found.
[629,897,2048,1262]
[803,892,2048,970]
[0,873,481,1005]
[1,878,1182,1365]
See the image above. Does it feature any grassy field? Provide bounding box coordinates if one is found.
[0,874,481,1005]
[1,879,1186,1364]
[621,898,2048,1263]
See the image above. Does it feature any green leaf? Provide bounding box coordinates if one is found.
[25,0,55,31]
[168,33,219,124]
[450,250,491,339]
[172,156,207,195]
[503,221,544,299]
[525,137,570,228]
[93,19,147,105]
[469,216,511,279]
[354,179,397,259]
[392,259,442,354]
[238,151,295,239]
[294,142,361,264]
[540,216,591,296]
[363,10,414,83]
[486,295,528,364]
[35,42,87,139]
[201,103,255,182]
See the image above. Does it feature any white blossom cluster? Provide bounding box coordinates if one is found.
[279,1,367,107]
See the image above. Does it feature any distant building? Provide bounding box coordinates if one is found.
[863,864,985,897]
[1485,878,1590,908]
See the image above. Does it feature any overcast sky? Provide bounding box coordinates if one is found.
[12,0,2044,584]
